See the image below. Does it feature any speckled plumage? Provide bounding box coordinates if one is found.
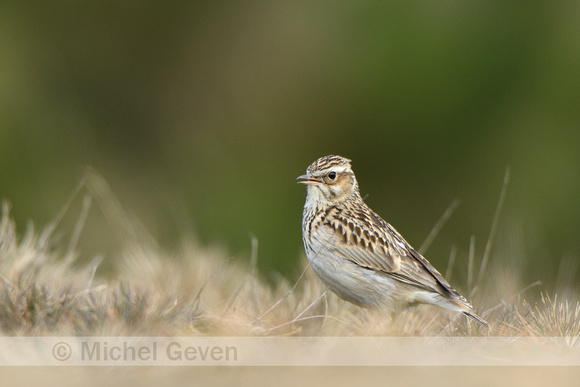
[298,155,488,327]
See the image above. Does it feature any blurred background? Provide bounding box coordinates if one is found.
[1,2,578,292]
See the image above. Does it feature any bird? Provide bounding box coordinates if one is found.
[297,155,488,327]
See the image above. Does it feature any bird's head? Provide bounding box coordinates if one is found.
[297,155,360,206]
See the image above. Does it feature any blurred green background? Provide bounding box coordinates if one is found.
[1,2,578,290]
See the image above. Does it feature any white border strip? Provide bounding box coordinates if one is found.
[1,337,579,366]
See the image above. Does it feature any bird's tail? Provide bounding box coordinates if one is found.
[445,295,489,328]
[463,311,489,328]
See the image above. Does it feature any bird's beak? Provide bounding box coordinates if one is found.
[297,174,321,185]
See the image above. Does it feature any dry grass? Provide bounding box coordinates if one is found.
[0,172,578,339]
[0,214,571,339]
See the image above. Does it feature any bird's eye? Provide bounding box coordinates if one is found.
[328,171,337,180]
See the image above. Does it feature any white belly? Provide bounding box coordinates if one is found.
[307,247,408,310]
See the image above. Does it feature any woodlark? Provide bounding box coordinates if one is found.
[298,155,488,327]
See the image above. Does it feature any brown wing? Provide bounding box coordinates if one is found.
[321,203,464,301]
